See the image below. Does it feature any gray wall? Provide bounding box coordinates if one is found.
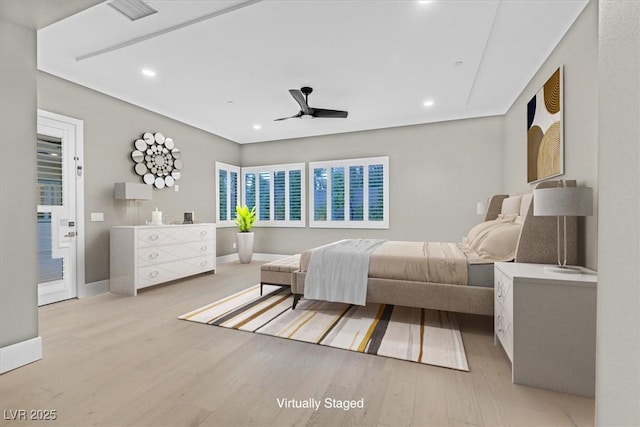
[596,0,640,424]
[38,73,241,284]
[503,0,598,269]
[240,116,504,255]
[0,16,38,347]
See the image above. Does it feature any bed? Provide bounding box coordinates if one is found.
[291,180,578,316]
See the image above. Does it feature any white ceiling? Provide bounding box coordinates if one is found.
[38,0,588,144]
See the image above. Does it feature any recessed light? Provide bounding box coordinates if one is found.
[423,100,435,107]
[418,1,433,4]
[141,69,156,77]
[253,124,262,130]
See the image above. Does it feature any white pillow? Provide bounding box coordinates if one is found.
[471,222,522,261]
[519,193,533,216]
[501,195,523,215]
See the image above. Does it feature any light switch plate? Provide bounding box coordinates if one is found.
[174,185,179,192]
[90,212,104,222]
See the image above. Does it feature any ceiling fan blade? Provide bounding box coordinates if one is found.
[312,108,349,118]
[289,89,310,114]
[274,112,301,121]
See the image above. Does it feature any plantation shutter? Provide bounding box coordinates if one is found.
[289,170,302,221]
[331,167,345,221]
[218,169,228,221]
[258,172,271,220]
[274,170,286,221]
[314,167,327,221]
[368,163,385,221]
[245,173,256,210]
[215,162,241,227]
[309,157,388,228]
[349,165,364,221]
[230,171,238,215]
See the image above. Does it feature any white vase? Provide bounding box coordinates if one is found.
[237,232,254,264]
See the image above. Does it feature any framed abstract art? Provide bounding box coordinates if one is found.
[527,67,564,183]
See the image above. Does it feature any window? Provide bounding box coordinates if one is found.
[242,163,306,227]
[215,162,241,227]
[309,157,389,228]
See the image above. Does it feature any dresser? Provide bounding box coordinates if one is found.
[494,262,597,397]
[110,224,216,296]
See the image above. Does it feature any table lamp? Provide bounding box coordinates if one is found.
[533,181,593,273]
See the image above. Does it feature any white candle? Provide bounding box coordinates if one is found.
[151,208,162,225]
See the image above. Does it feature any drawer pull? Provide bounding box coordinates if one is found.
[497,281,503,297]
[200,260,208,267]
[200,245,208,252]
[149,252,159,260]
[149,234,159,241]
[149,270,159,278]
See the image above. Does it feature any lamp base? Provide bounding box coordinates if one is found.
[544,265,584,274]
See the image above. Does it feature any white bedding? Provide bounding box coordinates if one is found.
[303,239,386,306]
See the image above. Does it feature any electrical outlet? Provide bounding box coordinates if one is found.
[174,185,179,192]
[90,212,104,222]
[233,242,237,249]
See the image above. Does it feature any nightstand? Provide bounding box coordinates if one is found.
[494,262,597,397]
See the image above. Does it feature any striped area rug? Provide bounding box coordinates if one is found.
[179,284,469,371]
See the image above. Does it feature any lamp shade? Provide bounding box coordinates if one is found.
[533,186,593,217]
[114,182,152,200]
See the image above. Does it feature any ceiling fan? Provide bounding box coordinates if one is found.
[275,87,348,121]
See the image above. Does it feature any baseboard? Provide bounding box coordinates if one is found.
[0,336,42,374]
[78,279,109,298]
[217,253,291,264]
[216,254,239,264]
[253,253,290,261]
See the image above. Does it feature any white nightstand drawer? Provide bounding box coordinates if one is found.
[494,268,513,315]
[495,301,513,362]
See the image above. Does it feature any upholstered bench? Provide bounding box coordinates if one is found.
[259,254,300,295]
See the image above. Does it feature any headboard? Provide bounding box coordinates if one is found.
[483,180,578,265]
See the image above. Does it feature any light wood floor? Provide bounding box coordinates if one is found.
[0,262,594,427]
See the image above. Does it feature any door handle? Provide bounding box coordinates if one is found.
[64,232,77,238]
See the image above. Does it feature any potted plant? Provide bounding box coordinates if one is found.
[235,205,256,263]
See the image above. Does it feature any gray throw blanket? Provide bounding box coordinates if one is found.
[304,239,387,306]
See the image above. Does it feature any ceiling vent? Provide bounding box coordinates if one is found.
[108,0,157,21]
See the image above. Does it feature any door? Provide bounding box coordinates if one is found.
[37,112,82,306]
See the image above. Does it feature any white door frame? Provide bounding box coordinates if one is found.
[37,109,85,301]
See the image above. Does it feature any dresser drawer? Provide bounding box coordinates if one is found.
[184,226,215,241]
[138,228,177,247]
[138,225,215,248]
[137,255,214,288]
[138,240,214,267]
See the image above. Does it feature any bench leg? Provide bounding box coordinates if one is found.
[260,282,263,296]
[292,294,301,309]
